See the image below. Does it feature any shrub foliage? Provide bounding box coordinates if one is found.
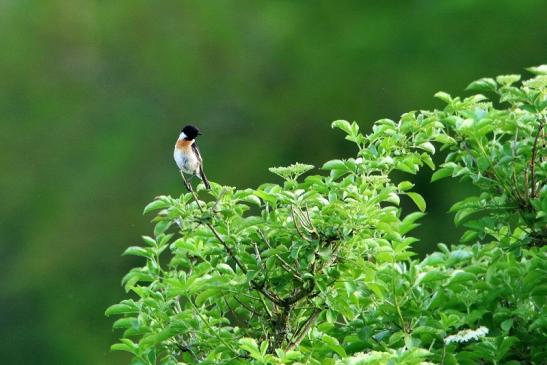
[107,67,546,364]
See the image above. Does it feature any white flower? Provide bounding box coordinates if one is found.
[444,326,489,344]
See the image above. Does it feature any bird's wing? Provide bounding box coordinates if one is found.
[192,141,211,188]
[191,141,203,164]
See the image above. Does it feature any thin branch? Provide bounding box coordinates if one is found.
[278,261,304,283]
[530,120,545,198]
[212,187,228,213]
[223,297,237,318]
[303,204,319,237]
[180,171,205,213]
[293,205,317,237]
[189,299,240,357]
[510,127,525,202]
[206,221,247,274]
[291,206,311,242]
[255,285,284,306]
[259,295,274,319]
[287,308,321,351]
[259,229,304,283]
[253,242,265,270]
[233,296,266,318]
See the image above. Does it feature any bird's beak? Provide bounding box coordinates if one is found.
[198,131,203,135]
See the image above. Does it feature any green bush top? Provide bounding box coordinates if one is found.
[107,66,546,365]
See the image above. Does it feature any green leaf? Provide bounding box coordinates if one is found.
[239,338,261,357]
[142,236,156,246]
[195,288,221,306]
[434,134,456,145]
[385,192,400,206]
[400,211,425,235]
[418,142,435,154]
[322,334,346,357]
[322,159,347,170]
[395,161,417,174]
[417,270,448,284]
[420,252,445,266]
[466,78,497,92]
[113,317,137,329]
[501,319,513,333]
[122,246,152,258]
[260,341,269,355]
[407,192,426,212]
[143,199,170,214]
[243,194,262,206]
[431,167,453,182]
[105,301,138,316]
[398,181,414,191]
[434,91,452,103]
[141,326,178,346]
[111,340,138,354]
[216,263,235,274]
[454,207,478,226]
[331,120,353,135]
[447,270,476,285]
[153,220,171,236]
[254,190,277,204]
[496,336,519,361]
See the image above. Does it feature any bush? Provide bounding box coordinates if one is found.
[107,66,546,364]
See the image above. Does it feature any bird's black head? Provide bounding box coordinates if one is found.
[181,125,202,140]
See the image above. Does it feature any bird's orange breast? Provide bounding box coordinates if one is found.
[176,139,193,150]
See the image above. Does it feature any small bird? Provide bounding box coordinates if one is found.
[174,125,211,190]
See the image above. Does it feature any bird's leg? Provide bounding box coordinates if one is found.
[180,171,192,191]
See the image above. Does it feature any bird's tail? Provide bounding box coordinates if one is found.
[199,167,211,189]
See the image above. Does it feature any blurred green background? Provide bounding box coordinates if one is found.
[1,1,546,364]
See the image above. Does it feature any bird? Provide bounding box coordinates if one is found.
[174,124,211,190]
